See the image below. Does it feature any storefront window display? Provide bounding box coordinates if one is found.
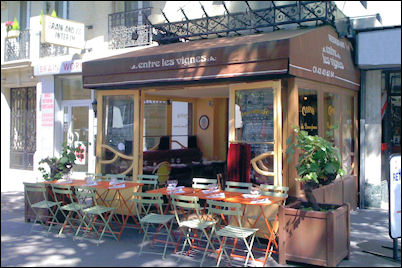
[342,95,355,175]
[324,92,340,146]
[299,89,318,136]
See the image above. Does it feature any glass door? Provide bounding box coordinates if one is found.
[63,101,94,174]
[229,81,282,186]
[96,91,140,178]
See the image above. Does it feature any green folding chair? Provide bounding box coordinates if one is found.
[259,185,289,257]
[170,194,218,266]
[105,174,127,181]
[85,172,103,181]
[24,182,62,235]
[225,181,253,194]
[130,192,176,259]
[192,178,218,190]
[207,199,259,267]
[136,174,159,191]
[51,184,88,237]
[74,186,118,245]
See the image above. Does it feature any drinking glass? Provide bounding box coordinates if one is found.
[250,186,261,196]
[167,180,178,189]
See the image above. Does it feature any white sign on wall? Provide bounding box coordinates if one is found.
[34,59,82,76]
[389,154,401,239]
[41,15,85,49]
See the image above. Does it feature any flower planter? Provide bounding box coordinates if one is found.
[7,30,20,38]
[278,200,350,267]
[342,175,358,210]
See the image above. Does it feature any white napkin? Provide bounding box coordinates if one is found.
[167,185,184,191]
[109,183,125,189]
[250,198,271,204]
[84,182,98,187]
[242,193,261,199]
[57,180,73,184]
[202,188,220,194]
[207,193,225,199]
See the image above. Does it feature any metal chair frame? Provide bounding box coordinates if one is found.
[74,186,118,245]
[130,192,176,259]
[225,181,252,194]
[207,199,259,267]
[170,194,218,266]
[24,182,62,235]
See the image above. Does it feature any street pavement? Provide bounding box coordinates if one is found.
[1,190,401,267]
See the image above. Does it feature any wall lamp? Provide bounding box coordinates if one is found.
[91,99,97,118]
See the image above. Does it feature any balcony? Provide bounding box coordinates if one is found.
[4,29,30,62]
[108,7,153,49]
[39,32,70,58]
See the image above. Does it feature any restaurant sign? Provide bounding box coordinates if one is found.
[41,15,85,49]
[289,26,360,91]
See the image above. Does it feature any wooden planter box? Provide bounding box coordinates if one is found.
[309,175,358,210]
[278,201,350,267]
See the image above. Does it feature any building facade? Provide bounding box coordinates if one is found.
[2,1,398,210]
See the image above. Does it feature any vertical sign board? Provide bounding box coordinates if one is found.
[41,93,54,127]
[389,154,401,239]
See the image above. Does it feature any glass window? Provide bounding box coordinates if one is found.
[390,72,401,148]
[235,88,275,185]
[56,76,91,101]
[299,89,318,136]
[324,92,340,146]
[342,96,355,175]
[102,95,134,174]
[172,101,192,149]
[143,100,167,151]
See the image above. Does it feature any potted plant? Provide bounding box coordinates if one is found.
[6,17,20,38]
[38,142,86,181]
[277,127,350,267]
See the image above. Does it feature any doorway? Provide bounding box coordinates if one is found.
[62,100,95,174]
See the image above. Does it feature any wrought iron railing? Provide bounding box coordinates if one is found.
[39,32,70,58]
[4,29,30,62]
[108,7,153,49]
[151,1,341,43]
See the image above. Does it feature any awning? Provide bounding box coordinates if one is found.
[83,25,360,91]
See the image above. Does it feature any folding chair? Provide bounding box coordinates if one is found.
[24,182,62,235]
[130,192,176,259]
[74,186,118,245]
[170,194,218,266]
[259,185,289,256]
[136,174,159,191]
[105,174,127,181]
[51,184,88,237]
[152,161,171,187]
[225,181,252,194]
[207,199,259,267]
[192,178,218,190]
[86,172,103,181]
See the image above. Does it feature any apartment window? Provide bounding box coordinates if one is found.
[10,87,36,170]
[19,1,30,30]
[55,1,68,19]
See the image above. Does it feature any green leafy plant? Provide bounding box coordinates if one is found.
[287,126,345,210]
[51,9,57,17]
[38,142,86,181]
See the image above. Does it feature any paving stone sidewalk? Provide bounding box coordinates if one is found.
[1,191,400,267]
